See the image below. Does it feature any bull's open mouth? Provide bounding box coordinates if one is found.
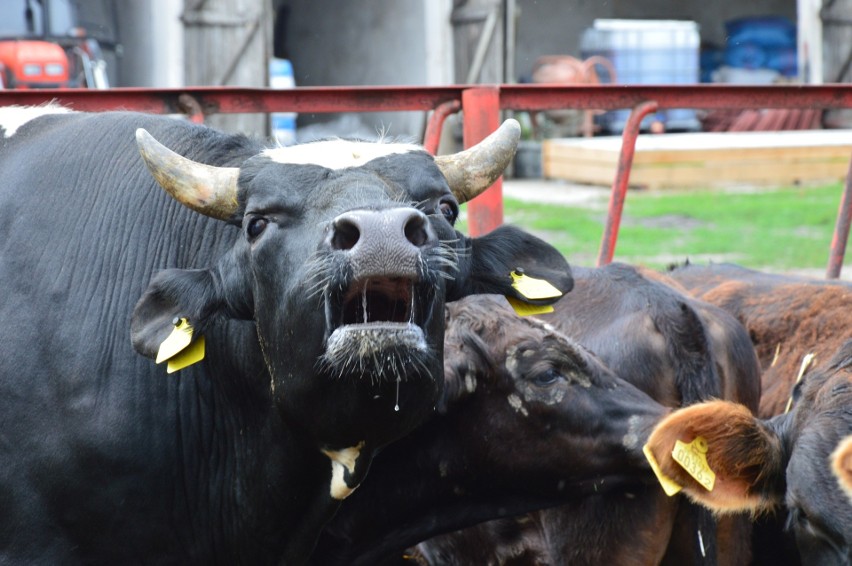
[341,277,414,326]
[323,276,434,369]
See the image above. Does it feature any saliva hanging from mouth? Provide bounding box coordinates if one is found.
[321,274,439,392]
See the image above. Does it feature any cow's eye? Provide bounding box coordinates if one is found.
[439,201,458,224]
[246,217,268,240]
[532,368,563,387]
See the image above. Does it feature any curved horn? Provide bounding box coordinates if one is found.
[434,119,521,204]
[136,128,240,221]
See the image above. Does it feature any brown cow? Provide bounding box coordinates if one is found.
[414,263,762,565]
[667,261,852,417]
[645,340,852,566]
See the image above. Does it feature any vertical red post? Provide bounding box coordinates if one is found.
[463,87,503,236]
[827,153,852,278]
[422,100,461,155]
[596,101,659,266]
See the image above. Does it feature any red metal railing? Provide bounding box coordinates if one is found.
[3,84,852,277]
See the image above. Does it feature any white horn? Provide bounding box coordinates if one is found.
[434,119,521,204]
[136,128,240,221]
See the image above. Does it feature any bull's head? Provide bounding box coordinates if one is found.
[130,120,572,494]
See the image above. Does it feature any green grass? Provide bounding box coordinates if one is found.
[459,182,844,271]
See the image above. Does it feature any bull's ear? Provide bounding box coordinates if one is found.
[832,435,852,502]
[644,400,786,515]
[131,266,251,359]
[449,225,573,303]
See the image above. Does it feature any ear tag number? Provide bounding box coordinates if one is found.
[672,436,716,492]
[510,269,563,301]
[643,444,683,496]
[156,318,195,363]
[506,296,554,317]
[166,335,206,374]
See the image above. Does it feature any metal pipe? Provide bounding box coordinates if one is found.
[11,84,852,115]
[422,100,461,155]
[597,101,659,267]
[462,86,503,236]
[827,151,852,278]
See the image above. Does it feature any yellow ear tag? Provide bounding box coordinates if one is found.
[156,317,194,364]
[643,444,683,496]
[672,436,716,492]
[506,296,554,317]
[166,335,206,374]
[510,269,563,301]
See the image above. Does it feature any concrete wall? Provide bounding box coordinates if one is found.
[114,0,183,87]
[280,0,453,141]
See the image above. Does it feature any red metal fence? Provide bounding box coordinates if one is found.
[3,84,852,276]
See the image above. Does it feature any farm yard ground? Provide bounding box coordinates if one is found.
[487,177,852,280]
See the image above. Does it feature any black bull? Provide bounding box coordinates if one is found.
[0,108,571,564]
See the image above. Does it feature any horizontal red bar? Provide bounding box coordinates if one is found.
[5,84,852,116]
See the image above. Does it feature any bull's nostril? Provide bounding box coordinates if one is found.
[404,213,429,248]
[331,218,361,251]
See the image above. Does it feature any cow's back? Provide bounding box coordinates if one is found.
[0,111,292,563]
[668,262,852,417]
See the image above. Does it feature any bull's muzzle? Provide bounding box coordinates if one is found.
[328,208,436,279]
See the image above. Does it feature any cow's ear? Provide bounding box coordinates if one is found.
[130,266,251,359]
[644,400,786,514]
[449,225,573,303]
[832,435,852,502]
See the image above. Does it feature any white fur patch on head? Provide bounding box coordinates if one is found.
[0,104,73,137]
[263,138,423,169]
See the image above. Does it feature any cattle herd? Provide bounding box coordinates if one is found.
[0,105,849,565]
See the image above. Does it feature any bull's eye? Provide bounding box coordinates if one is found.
[439,201,458,224]
[532,368,562,387]
[246,217,269,240]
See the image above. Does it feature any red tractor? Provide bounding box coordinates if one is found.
[0,0,111,89]
[0,39,70,89]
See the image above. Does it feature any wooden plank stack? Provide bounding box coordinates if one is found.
[542,130,852,189]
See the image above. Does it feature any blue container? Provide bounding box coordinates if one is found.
[724,16,797,77]
[581,19,701,133]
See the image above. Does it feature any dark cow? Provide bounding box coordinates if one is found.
[413,263,761,565]
[667,261,852,417]
[645,340,852,566]
[0,107,572,564]
[310,294,668,565]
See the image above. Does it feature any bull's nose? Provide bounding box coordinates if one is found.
[328,208,437,279]
[329,208,435,252]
